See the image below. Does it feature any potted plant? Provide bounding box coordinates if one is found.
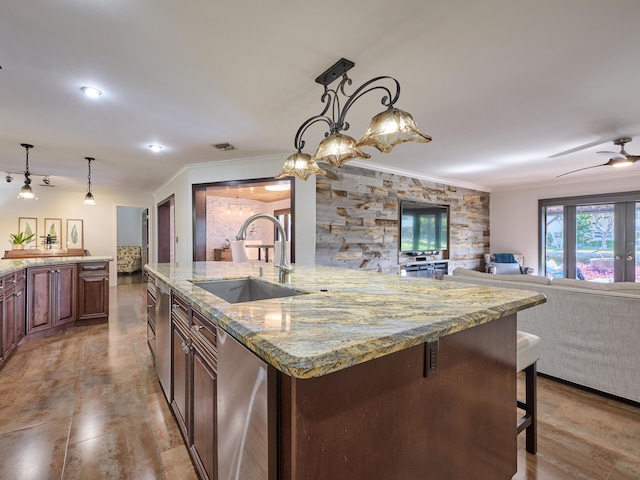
[9,232,35,250]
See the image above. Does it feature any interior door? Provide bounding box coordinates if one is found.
[158,195,175,263]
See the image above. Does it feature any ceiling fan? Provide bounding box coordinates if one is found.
[557,137,640,177]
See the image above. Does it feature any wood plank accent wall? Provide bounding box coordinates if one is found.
[315,165,490,273]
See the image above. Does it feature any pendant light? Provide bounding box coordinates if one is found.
[276,58,431,180]
[84,157,96,205]
[17,143,36,199]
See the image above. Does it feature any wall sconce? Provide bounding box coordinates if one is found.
[276,58,431,180]
[84,157,96,205]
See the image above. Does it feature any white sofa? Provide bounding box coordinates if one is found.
[444,268,640,403]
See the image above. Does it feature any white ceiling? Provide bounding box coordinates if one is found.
[2,0,640,194]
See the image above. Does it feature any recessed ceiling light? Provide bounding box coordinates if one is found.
[81,86,102,98]
[149,144,163,152]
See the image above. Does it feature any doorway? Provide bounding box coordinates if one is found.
[116,206,148,285]
[192,178,294,262]
[158,195,175,263]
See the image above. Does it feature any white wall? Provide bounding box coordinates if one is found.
[0,183,154,286]
[153,155,316,265]
[490,172,640,272]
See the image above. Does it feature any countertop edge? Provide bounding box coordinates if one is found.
[146,264,546,379]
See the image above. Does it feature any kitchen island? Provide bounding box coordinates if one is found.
[145,262,546,480]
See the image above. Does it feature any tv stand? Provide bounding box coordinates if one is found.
[401,259,449,279]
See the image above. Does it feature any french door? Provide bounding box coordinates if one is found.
[540,192,640,282]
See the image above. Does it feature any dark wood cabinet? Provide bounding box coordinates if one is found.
[190,308,217,480]
[1,270,26,366]
[0,261,110,372]
[146,273,157,359]
[77,262,109,322]
[172,314,190,439]
[169,294,218,480]
[25,264,77,338]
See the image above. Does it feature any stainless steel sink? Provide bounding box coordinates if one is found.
[192,278,307,304]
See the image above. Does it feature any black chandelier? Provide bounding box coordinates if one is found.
[276,58,431,180]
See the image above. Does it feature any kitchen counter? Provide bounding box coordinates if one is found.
[0,255,113,276]
[145,261,546,379]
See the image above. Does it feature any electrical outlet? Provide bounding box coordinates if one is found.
[424,339,439,377]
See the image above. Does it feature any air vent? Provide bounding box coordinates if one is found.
[213,143,236,151]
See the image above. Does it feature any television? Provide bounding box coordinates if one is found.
[399,201,449,256]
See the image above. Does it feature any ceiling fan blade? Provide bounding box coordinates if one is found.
[547,139,610,158]
[596,150,625,159]
[626,155,640,163]
[557,163,607,178]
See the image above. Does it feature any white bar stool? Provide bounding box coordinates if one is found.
[517,331,541,454]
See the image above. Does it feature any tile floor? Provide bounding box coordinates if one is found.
[0,282,638,479]
[0,284,197,480]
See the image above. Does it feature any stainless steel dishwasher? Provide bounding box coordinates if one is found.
[155,278,171,402]
[218,329,274,480]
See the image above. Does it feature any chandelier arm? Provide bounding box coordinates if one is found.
[294,115,332,151]
[337,76,401,128]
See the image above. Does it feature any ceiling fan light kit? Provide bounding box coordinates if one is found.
[558,137,640,178]
[276,58,431,181]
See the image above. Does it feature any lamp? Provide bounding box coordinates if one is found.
[17,143,36,199]
[84,157,96,205]
[276,58,431,180]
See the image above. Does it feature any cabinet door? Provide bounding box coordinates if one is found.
[14,282,25,344]
[53,264,77,326]
[26,266,53,334]
[191,337,217,480]
[172,322,190,439]
[2,287,16,359]
[78,275,109,321]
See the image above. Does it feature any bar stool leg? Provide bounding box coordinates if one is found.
[525,362,537,454]
[517,362,537,454]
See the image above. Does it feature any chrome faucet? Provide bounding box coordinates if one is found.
[236,213,293,283]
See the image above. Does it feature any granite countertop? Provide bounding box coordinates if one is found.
[146,262,546,379]
[0,255,113,276]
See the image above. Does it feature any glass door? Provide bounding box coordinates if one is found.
[575,204,615,282]
[541,194,639,282]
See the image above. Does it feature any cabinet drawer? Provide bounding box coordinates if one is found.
[192,308,217,349]
[2,272,18,287]
[171,294,190,328]
[147,277,157,297]
[147,321,156,358]
[79,262,109,274]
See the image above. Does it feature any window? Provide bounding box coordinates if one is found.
[540,192,640,282]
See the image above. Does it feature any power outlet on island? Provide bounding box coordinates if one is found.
[424,339,439,378]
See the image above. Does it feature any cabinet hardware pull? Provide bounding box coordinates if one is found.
[181,341,191,354]
[192,325,203,331]
[16,291,21,297]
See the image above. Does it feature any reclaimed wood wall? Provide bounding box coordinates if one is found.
[315,165,490,273]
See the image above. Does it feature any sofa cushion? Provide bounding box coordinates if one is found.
[451,267,551,285]
[550,277,610,290]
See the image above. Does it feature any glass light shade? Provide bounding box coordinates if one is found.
[275,151,326,181]
[357,107,432,153]
[611,159,633,168]
[311,133,371,167]
[84,191,96,205]
[18,184,35,199]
